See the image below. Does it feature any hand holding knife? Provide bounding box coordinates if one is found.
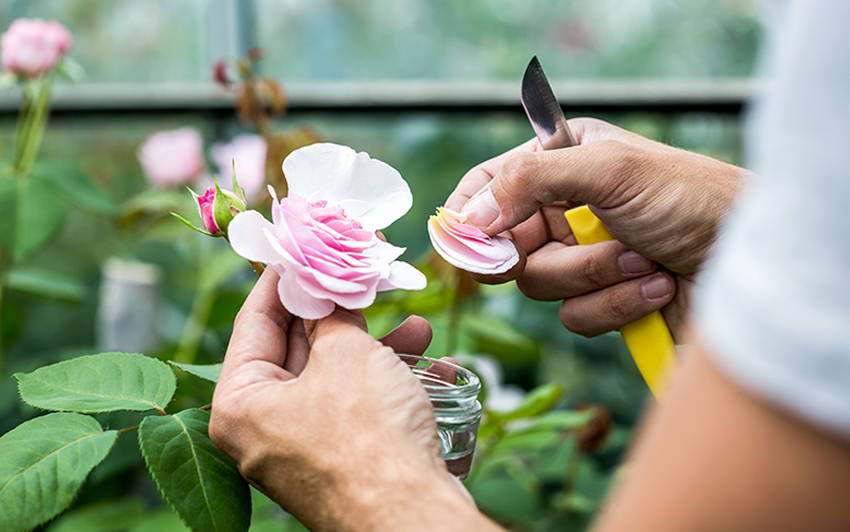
[520,56,676,398]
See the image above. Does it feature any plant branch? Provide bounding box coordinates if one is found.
[117,424,140,433]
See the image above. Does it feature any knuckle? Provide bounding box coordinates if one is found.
[578,251,608,289]
[502,151,540,187]
[604,286,638,323]
[568,116,603,132]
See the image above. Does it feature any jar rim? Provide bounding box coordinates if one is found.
[398,354,480,400]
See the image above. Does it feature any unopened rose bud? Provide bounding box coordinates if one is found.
[195,184,246,237]
[1,18,73,78]
[173,183,246,238]
[212,59,232,88]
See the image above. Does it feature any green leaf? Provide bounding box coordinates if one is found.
[36,166,118,217]
[15,352,176,413]
[517,410,594,433]
[494,383,564,422]
[169,362,222,383]
[12,174,68,262]
[139,409,251,532]
[0,412,118,532]
[7,266,87,302]
[47,498,146,532]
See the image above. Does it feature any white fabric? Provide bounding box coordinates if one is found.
[696,1,850,438]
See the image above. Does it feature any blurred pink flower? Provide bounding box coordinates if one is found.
[137,127,204,188]
[1,18,72,78]
[228,143,425,319]
[428,207,519,274]
[211,134,267,200]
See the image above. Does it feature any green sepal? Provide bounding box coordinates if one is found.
[230,159,247,204]
[170,211,215,237]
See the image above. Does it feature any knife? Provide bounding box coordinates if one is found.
[520,56,676,399]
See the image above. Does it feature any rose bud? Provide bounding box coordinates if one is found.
[173,183,246,238]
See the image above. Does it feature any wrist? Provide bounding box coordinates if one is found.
[328,459,493,531]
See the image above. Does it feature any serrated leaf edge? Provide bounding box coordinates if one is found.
[138,410,226,532]
[167,361,221,383]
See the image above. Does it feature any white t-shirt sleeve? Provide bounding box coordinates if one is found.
[695,0,850,438]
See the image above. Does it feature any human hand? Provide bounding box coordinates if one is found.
[210,270,497,531]
[446,118,747,339]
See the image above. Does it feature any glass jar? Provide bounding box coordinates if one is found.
[400,354,482,480]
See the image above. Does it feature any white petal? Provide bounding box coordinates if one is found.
[377,261,427,291]
[277,268,335,319]
[282,143,412,230]
[228,211,281,264]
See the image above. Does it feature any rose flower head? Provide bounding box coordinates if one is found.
[228,143,426,319]
[138,127,204,188]
[1,18,73,78]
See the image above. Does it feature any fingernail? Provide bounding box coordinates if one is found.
[461,186,500,227]
[618,251,654,274]
[641,274,673,300]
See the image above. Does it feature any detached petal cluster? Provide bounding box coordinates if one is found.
[428,207,519,274]
[1,18,72,78]
[229,143,426,319]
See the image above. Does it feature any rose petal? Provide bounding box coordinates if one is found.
[377,261,427,291]
[228,211,280,264]
[277,267,335,319]
[282,143,412,230]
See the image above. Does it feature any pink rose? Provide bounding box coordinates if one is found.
[1,19,72,78]
[228,143,426,319]
[428,207,519,274]
[137,127,204,188]
[210,134,267,200]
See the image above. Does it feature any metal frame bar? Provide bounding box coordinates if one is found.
[0,79,753,117]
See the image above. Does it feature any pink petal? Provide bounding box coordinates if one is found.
[428,208,519,274]
[277,268,335,319]
[228,211,281,264]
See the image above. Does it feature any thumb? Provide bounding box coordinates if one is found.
[304,306,378,370]
[460,140,637,236]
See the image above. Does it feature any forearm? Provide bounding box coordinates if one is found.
[594,339,850,531]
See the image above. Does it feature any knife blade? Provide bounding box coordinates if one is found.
[520,56,577,150]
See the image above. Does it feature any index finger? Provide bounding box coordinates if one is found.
[445,138,540,211]
[220,267,293,383]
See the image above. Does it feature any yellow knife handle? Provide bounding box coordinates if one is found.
[564,205,676,399]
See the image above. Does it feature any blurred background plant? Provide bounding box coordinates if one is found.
[0,1,762,531]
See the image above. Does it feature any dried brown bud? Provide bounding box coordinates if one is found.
[575,404,612,454]
[212,59,232,87]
